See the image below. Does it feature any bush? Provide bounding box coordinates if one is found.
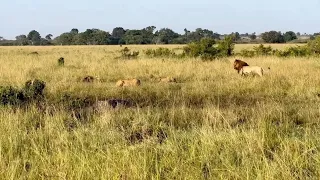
[216,35,235,57]
[307,36,320,55]
[0,79,46,107]
[253,44,273,56]
[119,47,139,59]
[183,36,235,60]
[0,86,25,106]
[183,38,218,60]
[274,46,311,57]
[145,48,176,58]
[238,49,255,58]
[23,79,46,100]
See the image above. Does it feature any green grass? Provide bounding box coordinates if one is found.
[0,45,319,179]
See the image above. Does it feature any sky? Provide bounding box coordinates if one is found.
[1,0,319,40]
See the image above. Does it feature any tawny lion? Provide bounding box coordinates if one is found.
[116,78,141,87]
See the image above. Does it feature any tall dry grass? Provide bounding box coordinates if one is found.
[0,45,319,179]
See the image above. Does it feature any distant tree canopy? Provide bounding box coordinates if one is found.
[261,31,285,43]
[283,31,297,42]
[0,27,316,46]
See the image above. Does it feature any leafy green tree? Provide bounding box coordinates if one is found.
[112,27,126,38]
[45,34,53,40]
[123,30,144,44]
[283,31,297,42]
[249,33,256,40]
[153,28,179,44]
[53,33,74,45]
[261,31,284,43]
[110,27,126,45]
[27,30,41,45]
[70,28,79,34]
[40,38,51,45]
[91,29,110,45]
[307,36,320,54]
[15,35,29,45]
[217,35,235,56]
[123,27,155,44]
[296,32,301,36]
[232,32,241,41]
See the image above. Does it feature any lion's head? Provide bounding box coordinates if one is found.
[234,59,249,73]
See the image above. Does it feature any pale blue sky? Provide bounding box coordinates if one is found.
[1,0,319,40]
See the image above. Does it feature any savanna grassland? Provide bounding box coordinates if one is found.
[0,44,320,180]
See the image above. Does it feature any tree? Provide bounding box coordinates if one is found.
[70,28,79,34]
[40,38,51,45]
[234,32,241,41]
[112,27,126,38]
[27,30,41,45]
[110,27,126,45]
[153,28,179,44]
[0,36,4,41]
[144,26,156,34]
[45,34,53,40]
[283,31,297,42]
[15,35,29,45]
[91,29,110,45]
[53,33,74,45]
[297,32,301,36]
[249,33,256,40]
[217,35,235,56]
[123,30,144,44]
[261,31,284,43]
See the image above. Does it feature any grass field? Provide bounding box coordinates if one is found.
[0,44,320,179]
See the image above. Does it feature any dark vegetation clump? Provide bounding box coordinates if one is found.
[126,127,168,145]
[0,79,46,106]
[119,47,139,59]
[58,93,95,122]
[107,99,135,108]
[82,76,95,83]
[0,86,25,106]
[23,79,46,100]
[182,35,234,60]
[237,37,320,58]
[58,57,64,66]
[145,47,178,58]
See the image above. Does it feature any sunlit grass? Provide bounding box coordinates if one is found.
[0,44,319,179]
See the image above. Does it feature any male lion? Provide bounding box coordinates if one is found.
[116,78,141,87]
[233,59,249,73]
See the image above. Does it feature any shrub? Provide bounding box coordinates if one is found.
[253,44,273,56]
[216,35,235,57]
[274,46,311,57]
[23,79,46,100]
[0,79,46,107]
[145,48,176,58]
[182,36,235,60]
[238,49,255,58]
[183,38,218,60]
[0,86,25,106]
[307,36,320,55]
[119,47,139,59]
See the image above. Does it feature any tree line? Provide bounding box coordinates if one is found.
[0,26,318,46]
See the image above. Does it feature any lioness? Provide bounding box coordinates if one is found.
[116,78,141,87]
[159,76,177,83]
